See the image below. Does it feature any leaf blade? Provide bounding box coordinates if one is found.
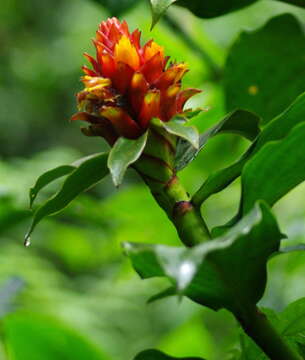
[150,0,177,29]
[26,153,109,240]
[107,132,148,187]
[163,121,199,150]
[241,122,305,215]
[192,91,305,207]
[175,109,260,171]
[29,166,76,208]
[124,202,282,313]
[224,14,305,124]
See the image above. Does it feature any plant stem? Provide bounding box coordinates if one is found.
[237,306,302,360]
[143,174,211,247]
[135,126,211,246]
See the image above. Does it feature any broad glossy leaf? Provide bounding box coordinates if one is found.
[192,92,305,207]
[279,298,305,337]
[176,0,257,18]
[26,153,108,241]
[241,123,305,215]
[124,202,282,313]
[134,349,204,360]
[152,0,305,21]
[4,313,109,360]
[192,159,246,207]
[175,109,260,171]
[163,120,199,149]
[108,132,148,187]
[150,0,177,29]
[224,14,305,124]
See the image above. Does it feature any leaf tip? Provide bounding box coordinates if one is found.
[121,241,133,255]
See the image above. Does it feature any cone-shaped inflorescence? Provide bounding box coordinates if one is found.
[72,17,200,144]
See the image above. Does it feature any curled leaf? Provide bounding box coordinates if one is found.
[108,132,148,187]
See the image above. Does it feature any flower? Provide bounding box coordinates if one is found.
[72,17,200,144]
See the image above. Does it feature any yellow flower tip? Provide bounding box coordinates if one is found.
[144,90,160,104]
[144,41,164,61]
[81,76,111,90]
[166,84,181,97]
[175,63,188,80]
[114,35,140,70]
[131,72,145,87]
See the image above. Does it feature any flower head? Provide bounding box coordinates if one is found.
[72,17,200,143]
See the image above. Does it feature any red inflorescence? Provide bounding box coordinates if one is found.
[72,17,200,143]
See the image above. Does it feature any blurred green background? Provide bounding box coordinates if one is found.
[1,0,305,359]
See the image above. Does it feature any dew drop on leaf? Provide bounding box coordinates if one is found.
[24,235,31,247]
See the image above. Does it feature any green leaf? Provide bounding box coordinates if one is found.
[150,0,177,29]
[175,109,260,171]
[280,298,305,337]
[124,202,282,313]
[163,120,199,150]
[25,153,108,242]
[175,0,305,18]
[134,349,204,360]
[192,91,305,207]
[29,154,105,208]
[29,165,75,208]
[4,313,110,360]
[147,287,176,304]
[192,160,246,208]
[224,14,305,124]
[176,0,258,18]
[108,132,148,187]
[241,122,305,215]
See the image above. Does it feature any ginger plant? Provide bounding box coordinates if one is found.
[26,17,305,360]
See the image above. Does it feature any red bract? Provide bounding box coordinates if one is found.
[72,17,201,143]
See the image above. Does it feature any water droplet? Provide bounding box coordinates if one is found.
[24,235,31,247]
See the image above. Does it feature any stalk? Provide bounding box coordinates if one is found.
[148,174,210,247]
[136,127,302,360]
[134,125,210,247]
[237,306,302,360]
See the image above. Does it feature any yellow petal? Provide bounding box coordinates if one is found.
[114,35,140,70]
[81,76,111,92]
[144,41,164,61]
